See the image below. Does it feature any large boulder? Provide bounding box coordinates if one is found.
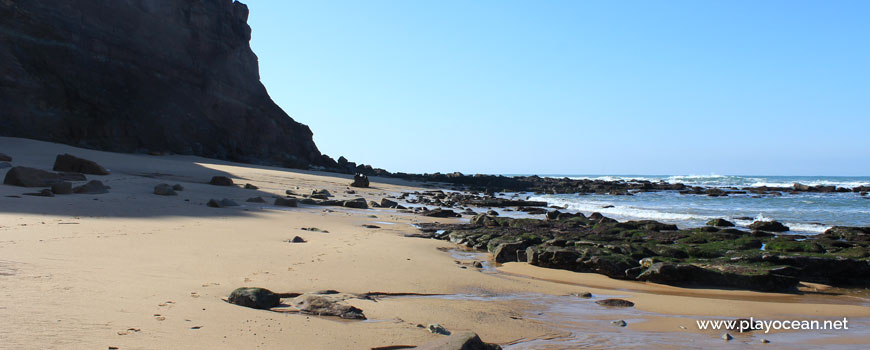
[227,287,280,310]
[52,154,110,175]
[492,242,529,263]
[0,0,324,169]
[748,220,789,232]
[706,218,735,227]
[3,166,85,187]
[416,331,502,350]
[351,173,369,188]
[342,198,368,209]
[379,198,399,208]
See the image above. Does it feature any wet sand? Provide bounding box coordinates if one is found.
[1,137,868,349]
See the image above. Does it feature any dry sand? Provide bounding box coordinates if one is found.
[1,137,868,349]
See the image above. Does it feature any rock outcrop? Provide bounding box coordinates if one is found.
[0,0,322,168]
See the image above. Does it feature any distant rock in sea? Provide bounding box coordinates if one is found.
[0,0,323,169]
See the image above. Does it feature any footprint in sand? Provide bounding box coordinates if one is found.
[190,292,200,298]
[154,314,166,321]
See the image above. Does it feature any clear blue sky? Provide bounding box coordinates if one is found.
[245,0,869,176]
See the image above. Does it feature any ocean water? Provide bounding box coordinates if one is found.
[522,175,870,235]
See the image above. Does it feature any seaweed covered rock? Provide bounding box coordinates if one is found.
[823,226,870,242]
[422,208,461,218]
[228,287,280,310]
[292,294,365,320]
[595,299,634,307]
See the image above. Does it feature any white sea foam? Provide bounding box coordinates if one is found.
[530,196,718,223]
[782,222,831,234]
[748,180,870,189]
[531,196,836,235]
[544,174,870,189]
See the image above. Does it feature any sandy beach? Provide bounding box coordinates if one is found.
[1,137,869,350]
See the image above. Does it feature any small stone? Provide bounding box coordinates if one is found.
[244,183,258,190]
[207,199,222,208]
[427,323,450,335]
[172,184,184,191]
[362,224,380,229]
[73,180,110,194]
[611,320,627,327]
[154,183,177,196]
[472,261,483,269]
[24,189,55,197]
[760,339,770,343]
[722,333,733,341]
[246,196,266,203]
[571,292,593,298]
[290,236,306,243]
[0,153,11,162]
[219,199,238,207]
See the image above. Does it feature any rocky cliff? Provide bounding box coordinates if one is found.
[0,0,324,168]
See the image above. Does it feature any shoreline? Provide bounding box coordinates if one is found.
[1,137,869,349]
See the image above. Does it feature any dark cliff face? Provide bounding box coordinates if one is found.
[0,0,322,168]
